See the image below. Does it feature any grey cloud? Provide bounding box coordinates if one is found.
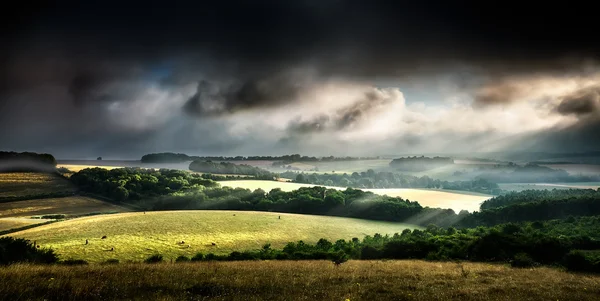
[556,86,600,116]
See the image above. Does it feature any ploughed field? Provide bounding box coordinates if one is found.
[0,260,598,301]
[6,210,420,263]
[219,180,492,213]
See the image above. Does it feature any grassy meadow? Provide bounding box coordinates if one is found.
[219,180,491,212]
[0,172,75,199]
[1,260,599,300]
[7,210,420,262]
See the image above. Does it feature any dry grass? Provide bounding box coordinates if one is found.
[0,196,129,218]
[219,180,491,212]
[7,210,420,262]
[0,172,75,198]
[0,217,48,232]
[0,260,598,300]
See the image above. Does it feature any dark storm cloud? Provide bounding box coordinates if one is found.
[556,86,600,116]
[472,81,523,108]
[183,75,304,117]
[2,0,600,156]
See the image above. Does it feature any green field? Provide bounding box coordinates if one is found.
[7,210,420,262]
[0,172,75,199]
[219,180,492,212]
[1,260,599,300]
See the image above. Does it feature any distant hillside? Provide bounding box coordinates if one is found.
[188,161,276,178]
[389,156,454,171]
[476,164,600,183]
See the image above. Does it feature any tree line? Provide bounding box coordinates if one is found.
[282,170,501,194]
[141,152,380,163]
[0,151,57,172]
[188,161,277,178]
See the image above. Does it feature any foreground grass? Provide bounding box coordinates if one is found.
[0,172,75,199]
[219,180,491,212]
[7,210,420,262]
[0,260,598,300]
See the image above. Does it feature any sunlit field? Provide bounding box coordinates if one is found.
[0,217,48,232]
[0,172,75,199]
[219,180,491,212]
[1,260,599,300]
[0,196,129,218]
[7,210,420,262]
[57,164,121,172]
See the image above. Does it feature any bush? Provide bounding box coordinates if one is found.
[61,259,88,265]
[40,214,66,219]
[144,254,163,263]
[102,259,120,265]
[0,237,58,265]
[191,253,204,261]
[175,255,190,262]
[511,253,537,268]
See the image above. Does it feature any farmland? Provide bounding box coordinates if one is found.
[7,210,420,262]
[0,196,129,218]
[219,180,492,212]
[0,260,598,301]
[0,172,75,199]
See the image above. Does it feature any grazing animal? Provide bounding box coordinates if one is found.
[101,235,107,239]
[187,244,191,248]
[110,247,114,251]
[179,240,185,244]
[233,214,236,216]
[85,239,88,245]
[211,242,216,246]
[278,216,281,219]
[36,245,40,248]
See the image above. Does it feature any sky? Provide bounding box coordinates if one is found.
[2,1,600,159]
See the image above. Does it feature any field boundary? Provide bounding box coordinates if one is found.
[0,220,58,236]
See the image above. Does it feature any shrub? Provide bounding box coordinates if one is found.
[102,259,120,265]
[0,237,59,265]
[511,253,537,268]
[61,259,88,265]
[40,214,66,219]
[144,254,163,263]
[191,253,204,261]
[175,255,190,262]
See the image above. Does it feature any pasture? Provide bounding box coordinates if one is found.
[0,172,75,199]
[219,180,491,212]
[7,210,420,262]
[1,261,598,300]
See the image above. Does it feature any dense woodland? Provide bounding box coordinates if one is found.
[69,168,600,230]
[281,170,501,194]
[389,156,454,171]
[0,151,57,172]
[173,217,600,273]
[141,152,379,163]
[188,161,277,178]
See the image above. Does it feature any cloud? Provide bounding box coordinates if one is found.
[556,86,600,116]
